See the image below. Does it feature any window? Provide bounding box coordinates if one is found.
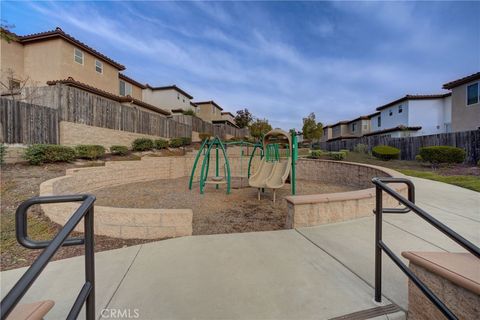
[467,82,479,105]
[95,60,103,74]
[389,110,393,116]
[398,104,403,113]
[377,116,381,127]
[119,80,132,96]
[351,123,356,132]
[212,105,215,114]
[177,93,180,100]
[9,79,21,91]
[74,48,84,64]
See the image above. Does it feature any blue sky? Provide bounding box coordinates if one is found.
[2,1,479,130]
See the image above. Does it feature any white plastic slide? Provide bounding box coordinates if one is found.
[266,157,291,189]
[248,159,277,189]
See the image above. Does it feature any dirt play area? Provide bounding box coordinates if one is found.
[94,177,357,235]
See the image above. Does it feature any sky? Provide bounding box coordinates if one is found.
[1,1,479,130]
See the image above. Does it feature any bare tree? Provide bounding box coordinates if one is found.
[0,68,40,103]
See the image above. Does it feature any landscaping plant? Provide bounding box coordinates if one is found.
[418,146,465,164]
[353,144,368,154]
[75,145,106,160]
[0,143,6,165]
[154,139,169,149]
[372,145,400,160]
[199,132,212,141]
[110,145,129,156]
[24,144,76,165]
[132,138,154,151]
[169,137,191,148]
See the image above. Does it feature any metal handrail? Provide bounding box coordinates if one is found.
[1,194,96,320]
[372,177,480,320]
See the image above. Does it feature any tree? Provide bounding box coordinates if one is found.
[0,20,17,43]
[249,119,272,138]
[0,68,40,103]
[302,112,323,141]
[234,108,253,128]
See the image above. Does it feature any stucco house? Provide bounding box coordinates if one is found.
[442,72,480,132]
[142,85,194,113]
[368,93,452,137]
[0,27,170,116]
[194,101,224,123]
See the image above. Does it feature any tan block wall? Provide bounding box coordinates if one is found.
[285,159,407,228]
[60,121,168,149]
[2,145,27,164]
[407,263,479,320]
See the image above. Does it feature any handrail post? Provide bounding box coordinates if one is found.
[374,185,383,303]
[85,206,95,320]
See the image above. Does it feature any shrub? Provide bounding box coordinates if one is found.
[132,138,154,151]
[372,145,400,161]
[328,151,346,161]
[419,146,466,164]
[309,150,346,161]
[24,144,76,165]
[154,139,169,149]
[339,149,349,154]
[75,145,105,160]
[415,155,423,162]
[199,132,212,141]
[110,145,129,156]
[310,150,324,159]
[353,144,368,154]
[182,109,196,116]
[0,143,7,165]
[169,137,191,148]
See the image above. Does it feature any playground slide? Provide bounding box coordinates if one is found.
[248,159,277,188]
[266,158,291,189]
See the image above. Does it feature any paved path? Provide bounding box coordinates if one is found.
[1,177,478,319]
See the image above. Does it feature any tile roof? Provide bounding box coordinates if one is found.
[47,77,170,116]
[363,125,422,136]
[376,93,451,111]
[16,27,125,70]
[194,100,223,111]
[442,72,480,89]
[326,135,358,142]
[212,119,239,128]
[145,85,193,99]
[221,111,235,117]
[119,73,147,89]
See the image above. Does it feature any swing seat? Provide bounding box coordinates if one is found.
[211,176,224,182]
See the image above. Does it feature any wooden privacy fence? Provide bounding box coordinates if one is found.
[321,130,480,164]
[0,99,59,144]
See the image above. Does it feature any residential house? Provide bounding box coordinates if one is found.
[442,72,480,132]
[142,85,194,113]
[320,125,332,142]
[328,121,355,142]
[194,101,224,123]
[346,114,376,137]
[368,94,452,137]
[0,27,170,116]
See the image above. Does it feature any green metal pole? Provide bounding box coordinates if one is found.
[290,130,298,195]
[189,139,209,190]
[217,139,231,194]
[215,145,219,190]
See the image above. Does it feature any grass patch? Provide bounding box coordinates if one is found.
[397,169,480,192]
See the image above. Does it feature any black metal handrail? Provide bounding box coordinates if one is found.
[1,194,96,320]
[372,177,480,320]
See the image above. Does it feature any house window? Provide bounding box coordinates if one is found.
[389,110,393,116]
[9,79,21,91]
[467,82,479,105]
[212,106,215,114]
[398,105,403,113]
[95,60,103,74]
[377,116,381,127]
[177,93,180,100]
[119,80,132,96]
[351,123,356,132]
[74,48,84,65]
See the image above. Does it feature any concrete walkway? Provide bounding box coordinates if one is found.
[1,177,478,319]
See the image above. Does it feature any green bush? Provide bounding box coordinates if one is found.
[353,144,368,154]
[309,150,346,160]
[339,149,349,154]
[0,143,7,165]
[415,155,423,162]
[75,145,105,160]
[154,139,169,149]
[24,144,76,165]
[110,145,129,156]
[372,145,400,161]
[199,132,212,141]
[132,138,154,151]
[418,146,466,164]
[182,109,196,116]
[328,151,346,161]
[169,137,191,148]
[309,150,324,159]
